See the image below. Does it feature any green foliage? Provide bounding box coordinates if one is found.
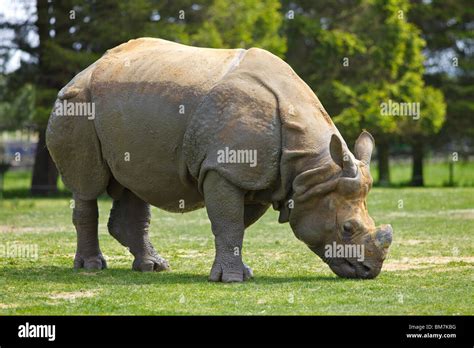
[284,0,446,146]
[284,0,368,113]
[334,0,445,143]
[192,0,286,56]
[334,84,397,140]
[33,87,58,126]
[409,0,474,144]
[143,0,286,56]
[0,76,35,131]
[398,84,446,138]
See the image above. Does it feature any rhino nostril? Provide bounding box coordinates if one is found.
[362,263,372,273]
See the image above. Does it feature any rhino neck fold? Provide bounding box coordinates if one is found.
[270,93,339,208]
[271,145,339,211]
[270,107,341,207]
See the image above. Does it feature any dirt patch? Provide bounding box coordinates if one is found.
[385,209,474,220]
[399,239,425,246]
[49,290,98,301]
[0,303,18,309]
[176,249,208,258]
[384,256,474,271]
[443,209,474,219]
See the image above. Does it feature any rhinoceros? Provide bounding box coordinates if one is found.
[46,38,393,282]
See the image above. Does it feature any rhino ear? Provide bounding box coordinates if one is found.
[329,134,344,168]
[354,130,374,166]
[330,134,357,177]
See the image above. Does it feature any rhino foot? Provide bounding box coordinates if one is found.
[132,255,170,272]
[74,253,107,270]
[209,261,253,283]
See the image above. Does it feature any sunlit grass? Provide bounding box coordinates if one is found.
[370,161,474,187]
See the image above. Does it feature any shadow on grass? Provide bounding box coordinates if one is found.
[3,266,346,285]
[1,188,111,200]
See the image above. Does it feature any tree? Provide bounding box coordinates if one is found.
[0,73,35,198]
[282,0,446,186]
[282,0,396,184]
[141,0,286,55]
[282,0,368,119]
[30,0,58,195]
[0,76,35,132]
[409,0,474,161]
[397,75,446,186]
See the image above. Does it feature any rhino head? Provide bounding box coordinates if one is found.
[288,131,392,279]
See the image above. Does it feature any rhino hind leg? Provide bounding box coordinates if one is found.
[107,188,170,272]
[73,194,107,270]
[105,176,127,246]
[107,199,128,247]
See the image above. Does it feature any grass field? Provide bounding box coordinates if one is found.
[371,160,474,187]
[0,170,473,315]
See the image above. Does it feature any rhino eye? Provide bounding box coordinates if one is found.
[343,222,353,234]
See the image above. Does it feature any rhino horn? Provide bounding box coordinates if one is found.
[329,134,357,177]
[375,224,393,250]
[354,130,375,166]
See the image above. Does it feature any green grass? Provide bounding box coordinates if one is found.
[371,161,474,187]
[0,171,473,315]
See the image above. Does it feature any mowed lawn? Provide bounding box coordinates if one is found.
[0,171,473,315]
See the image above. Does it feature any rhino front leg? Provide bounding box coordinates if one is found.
[108,189,170,272]
[72,195,107,270]
[204,171,252,282]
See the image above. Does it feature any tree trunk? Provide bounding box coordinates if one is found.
[377,142,390,186]
[31,128,58,196]
[410,141,424,187]
[30,0,58,196]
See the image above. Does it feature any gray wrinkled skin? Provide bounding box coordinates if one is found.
[46,38,393,282]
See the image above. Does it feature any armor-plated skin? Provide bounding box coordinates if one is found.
[47,38,393,281]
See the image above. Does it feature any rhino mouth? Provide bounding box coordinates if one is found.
[308,245,382,279]
[328,258,380,279]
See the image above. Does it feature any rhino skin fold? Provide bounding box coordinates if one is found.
[46,38,393,281]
